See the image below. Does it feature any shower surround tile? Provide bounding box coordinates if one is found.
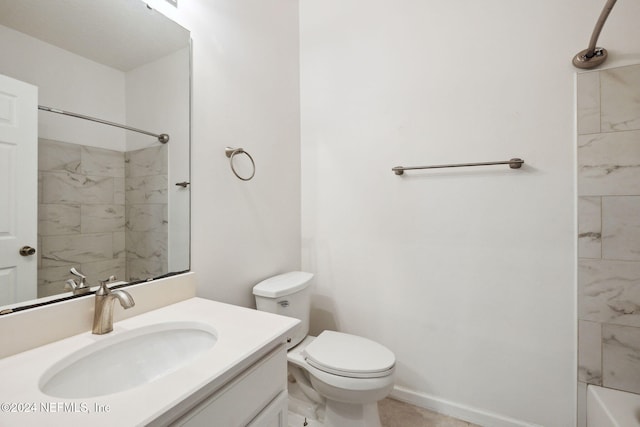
[577,63,640,398]
[602,196,640,261]
[127,259,165,281]
[80,146,125,178]
[125,175,168,204]
[41,233,114,267]
[124,145,168,281]
[38,204,81,236]
[81,204,125,233]
[578,197,601,259]
[126,205,167,232]
[113,232,126,261]
[577,71,600,135]
[114,177,125,205]
[602,324,640,394]
[578,320,602,385]
[38,139,81,173]
[125,145,167,177]
[601,65,640,132]
[37,140,168,292]
[125,231,167,261]
[578,259,640,327]
[577,130,640,196]
[41,171,115,204]
[80,259,126,284]
[38,264,74,297]
[38,140,126,293]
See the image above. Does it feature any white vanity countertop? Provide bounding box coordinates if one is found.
[0,297,299,426]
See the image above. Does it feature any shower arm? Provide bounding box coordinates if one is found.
[573,0,618,69]
[586,0,617,57]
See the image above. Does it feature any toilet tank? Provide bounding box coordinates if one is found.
[253,271,313,349]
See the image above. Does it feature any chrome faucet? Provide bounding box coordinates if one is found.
[64,267,91,295]
[92,276,135,335]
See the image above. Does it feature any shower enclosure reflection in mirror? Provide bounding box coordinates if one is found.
[0,0,191,313]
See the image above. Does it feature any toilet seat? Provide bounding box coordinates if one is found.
[302,331,395,379]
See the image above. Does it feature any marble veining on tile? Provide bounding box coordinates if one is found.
[125,145,167,178]
[602,324,640,394]
[80,259,126,284]
[578,320,602,385]
[578,130,640,196]
[38,204,80,236]
[114,177,125,205]
[38,264,74,297]
[41,171,115,204]
[38,139,80,173]
[576,62,640,400]
[124,145,168,281]
[601,65,640,132]
[125,175,168,204]
[41,233,114,268]
[81,204,125,233]
[125,231,167,261]
[578,197,601,259]
[125,205,168,233]
[579,259,640,327]
[602,196,640,261]
[38,140,134,295]
[127,258,166,281]
[80,146,125,177]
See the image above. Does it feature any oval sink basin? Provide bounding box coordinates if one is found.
[40,321,217,398]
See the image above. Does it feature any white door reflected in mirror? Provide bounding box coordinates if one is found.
[0,73,37,306]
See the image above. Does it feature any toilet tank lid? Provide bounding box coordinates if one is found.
[253,271,314,298]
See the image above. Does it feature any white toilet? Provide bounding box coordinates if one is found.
[253,271,395,427]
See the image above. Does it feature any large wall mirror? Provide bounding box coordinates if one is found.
[0,0,191,312]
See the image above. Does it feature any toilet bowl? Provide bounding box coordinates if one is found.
[253,272,395,427]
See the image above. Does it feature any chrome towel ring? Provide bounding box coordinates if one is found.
[225,147,256,181]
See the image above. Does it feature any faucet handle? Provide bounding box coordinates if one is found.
[99,275,117,286]
[64,277,90,295]
[69,267,87,285]
[64,278,78,291]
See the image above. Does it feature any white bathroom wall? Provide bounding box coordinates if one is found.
[0,25,126,151]
[145,0,301,307]
[300,1,640,427]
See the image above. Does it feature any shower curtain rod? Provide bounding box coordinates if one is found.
[38,105,169,144]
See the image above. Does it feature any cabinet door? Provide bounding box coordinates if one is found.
[172,346,287,427]
[247,391,288,427]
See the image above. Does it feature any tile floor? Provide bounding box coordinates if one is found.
[287,398,480,427]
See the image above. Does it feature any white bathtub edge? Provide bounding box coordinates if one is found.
[587,385,640,427]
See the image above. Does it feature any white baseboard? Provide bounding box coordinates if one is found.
[389,386,542,427]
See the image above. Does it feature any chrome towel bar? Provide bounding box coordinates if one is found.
[392,158,524,175]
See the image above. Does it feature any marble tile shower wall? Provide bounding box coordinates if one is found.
[124,146,168,281]
[38,141,168,297]
[38,139,126,297]
[577,64,640,395]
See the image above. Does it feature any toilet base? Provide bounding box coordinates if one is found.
[324,399,382,427]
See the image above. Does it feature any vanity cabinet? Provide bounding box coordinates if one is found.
[169,345,288,427]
